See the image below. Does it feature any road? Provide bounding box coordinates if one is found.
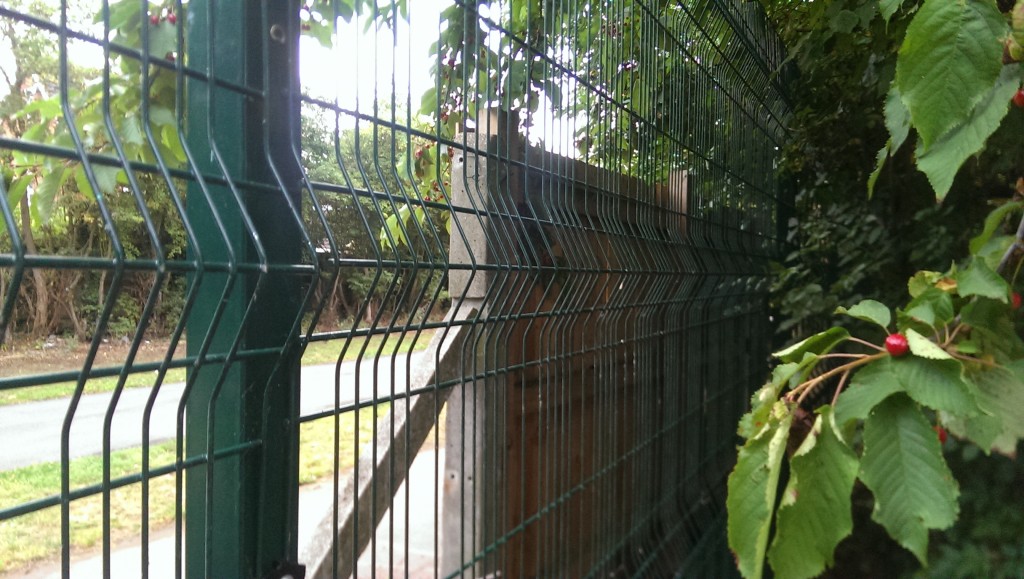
[0,351,428,471]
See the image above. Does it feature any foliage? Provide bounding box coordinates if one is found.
[301,105,450,325]
[0,0,438,339]
[0,0,189,339]
[731,0,1024,576]
[730,254,1024,577]
[765,0,1022,347]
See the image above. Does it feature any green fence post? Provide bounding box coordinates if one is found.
[185,1,303,577]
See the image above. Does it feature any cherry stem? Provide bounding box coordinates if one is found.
[830,368,853,407]
[787,352,885,402]
[949,351,999,367]
[943,323,966,348]
[848,336,885,352]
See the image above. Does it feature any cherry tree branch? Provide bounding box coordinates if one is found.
[996,210,1024,275]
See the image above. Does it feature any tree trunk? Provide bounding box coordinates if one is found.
[20,193,49,337]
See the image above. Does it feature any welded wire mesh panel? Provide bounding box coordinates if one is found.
[0,1,307,577]
[0,0,790,577]
[296,0,791,577]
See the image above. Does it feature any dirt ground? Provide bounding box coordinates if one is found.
[0,336,184,378]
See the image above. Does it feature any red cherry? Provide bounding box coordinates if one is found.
[1013,291,1022,310]
[150,13,160,26]
[1014,89,1024,109]
[885,333,910,357]
[166,12,177,25]
[934,425,948,445]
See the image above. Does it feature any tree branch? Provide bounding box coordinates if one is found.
[996,210,1024,275]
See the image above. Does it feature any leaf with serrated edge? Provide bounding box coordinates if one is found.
[836,299,891,332]
[958,364,1024,455]
[956,257,1010,302]
[738,363,798,439]
[868,142,889,198]
[728,406,792,579]
[884,86,910,152]
[892,356,980,416]
[906,328,952,360]
[768,407,859,579]
[860,394,959,564]
[961,299,1024,363]
[896,0,1005,150]
[970,201,1024,254]
[915,66,1018,199]
[774,327,850,363]
[835,358,903,425]
[880,0,905,22]
[907,271,943,298]
[902,288,954,329]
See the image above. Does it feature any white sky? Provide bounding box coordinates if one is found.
[300,0,446,113]
[299,0,579,156]
[1,1,579,155]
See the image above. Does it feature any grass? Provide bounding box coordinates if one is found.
[0,404,390,574]
[0,327,438,572]
[0,329,435,406]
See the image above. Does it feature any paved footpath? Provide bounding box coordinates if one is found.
[4,449,444,579]
[0,353,425,471]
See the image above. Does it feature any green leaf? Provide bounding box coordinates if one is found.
[148,106,177,127]
[6,175,31,210]
[34,166,71,223]
[160,124,187,165]
[860,394,959,564]
[835,299,890,332]
[905,328,952,360]
[884,86,910,153]
[335,0,355,22]
[956,257,1010,302]
[308,20,334,48]
[768,407,859,579]
[970,201,1024,255]
[961,298,1024,363]
[914,65,1019,199]
[838,356,978,421]
[836,359,903,425]
[987,362,1024,454]
[907,270,943,298]
[148,21,178,59]
[899,288,954,329]
[879,0,906,22]
[105,0,139,32]
[954,339,980,355]
[728,405,792,579]
[892,356,979,416]
[14,96,61,121]
[830,9,860,33]
[895,0,1006,150]
[867,142,888,198]
[739,363,800,439]
[976,235,1015,272]
[418,87,438,116]
[949,364,1024,454]
[774,327,850,363]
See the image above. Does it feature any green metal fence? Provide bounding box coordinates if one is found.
[0,0,792,576]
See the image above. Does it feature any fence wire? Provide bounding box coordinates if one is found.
[0,0,792,577]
